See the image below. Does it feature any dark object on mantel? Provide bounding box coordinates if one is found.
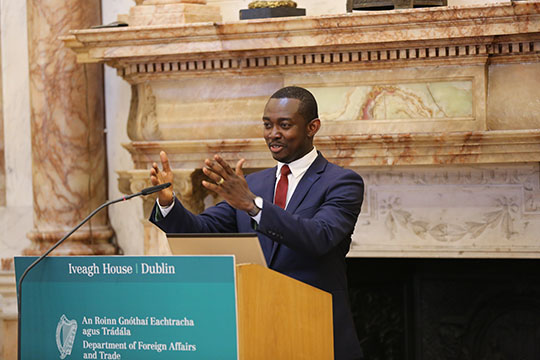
[347,0,446,10]
[91,21,128,29]
[240,7,306,20]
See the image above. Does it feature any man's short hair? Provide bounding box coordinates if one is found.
[270,86,319,124]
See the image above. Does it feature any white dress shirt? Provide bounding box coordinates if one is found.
[251,146,318,223]
[273,146,318,209]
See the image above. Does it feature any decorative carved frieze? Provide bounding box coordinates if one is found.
[351,163,540,258]
[108,38,538,82]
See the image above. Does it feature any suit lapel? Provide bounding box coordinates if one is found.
[285,154,327,214]
[268,154,328,264]
[260,167,277,203]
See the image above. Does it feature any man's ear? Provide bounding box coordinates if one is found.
[306,118,321,138]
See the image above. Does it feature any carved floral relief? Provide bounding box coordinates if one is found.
[351,164,540,257]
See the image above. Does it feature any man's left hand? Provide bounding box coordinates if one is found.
[202,155,257,213]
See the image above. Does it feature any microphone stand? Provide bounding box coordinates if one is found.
[16,182,171,359]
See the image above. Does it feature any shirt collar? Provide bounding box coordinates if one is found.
[276,147,318,179]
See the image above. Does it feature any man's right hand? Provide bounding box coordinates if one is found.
[150,151,174,207]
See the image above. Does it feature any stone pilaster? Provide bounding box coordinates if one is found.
[0,264,17,360]
[25,0,116,255]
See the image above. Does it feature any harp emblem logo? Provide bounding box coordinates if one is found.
[55,314,77,359]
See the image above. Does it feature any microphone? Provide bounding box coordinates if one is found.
[140,182,172,196]
[16,181,171,359]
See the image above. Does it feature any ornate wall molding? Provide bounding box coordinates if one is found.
[123,129,540,169]
[63,3,540,82]
[350,163,540,258]
[113,38,540,81]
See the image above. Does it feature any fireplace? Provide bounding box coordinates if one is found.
[347,258,540,359]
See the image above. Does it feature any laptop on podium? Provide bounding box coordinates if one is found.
[166,233,267,267]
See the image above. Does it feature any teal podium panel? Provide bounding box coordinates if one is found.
[15,256,238,360]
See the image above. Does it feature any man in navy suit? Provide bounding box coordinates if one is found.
[150,86,364,359]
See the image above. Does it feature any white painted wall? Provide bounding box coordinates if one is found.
[102,0,144,255]
[0,0,32,258]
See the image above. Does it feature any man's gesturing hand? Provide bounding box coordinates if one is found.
[202,155,257,213]
[150,151,174,207]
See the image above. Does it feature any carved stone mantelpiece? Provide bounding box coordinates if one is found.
[64,2,540,71]
[123,130,540,169]
[118,169,215,215]
[64,1,540,258]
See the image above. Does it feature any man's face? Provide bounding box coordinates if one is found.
[262,98,319,163]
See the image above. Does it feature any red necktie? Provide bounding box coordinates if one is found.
[274,165,291,209]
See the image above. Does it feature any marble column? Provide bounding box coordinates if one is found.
[25,0,116,255]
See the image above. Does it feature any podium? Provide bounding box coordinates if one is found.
[236,263,333,359]
[15,256,333,359]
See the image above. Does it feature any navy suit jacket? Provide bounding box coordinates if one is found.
[150,153,364,359]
